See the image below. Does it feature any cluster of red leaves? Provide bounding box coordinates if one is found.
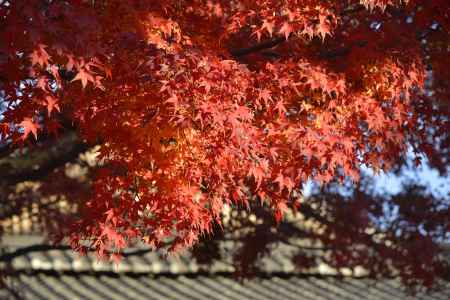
[0,0,448,259]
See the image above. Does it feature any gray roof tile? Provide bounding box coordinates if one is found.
[3,275,450,300]
[2,235,450,299]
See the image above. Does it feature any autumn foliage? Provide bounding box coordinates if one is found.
[1,0,449,282]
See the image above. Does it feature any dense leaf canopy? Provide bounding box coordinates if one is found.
[0,0,449,289]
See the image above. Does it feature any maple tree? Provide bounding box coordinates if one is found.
[0,0,449,290]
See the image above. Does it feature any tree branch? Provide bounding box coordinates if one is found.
[0,245,72,262]
[230,36,286,57]
[0,131,89,186]
[0,243,160,262]
[228,4,368,58]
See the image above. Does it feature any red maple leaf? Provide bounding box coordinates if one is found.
[317,14,330,41]
[0,123,9,138]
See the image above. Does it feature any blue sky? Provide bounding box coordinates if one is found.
[302,148,449,199]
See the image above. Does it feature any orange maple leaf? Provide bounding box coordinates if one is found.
[29,44,50,67]
[19,118,39,140]
[71,68,94,89]
[279,22,293,40]
[45,95,60,116]
[261,19,275,37]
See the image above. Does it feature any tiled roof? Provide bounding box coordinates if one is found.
[2,274,450,300]
[3,245,296,275]
[2,235,450,299]
[0,235,312,275]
